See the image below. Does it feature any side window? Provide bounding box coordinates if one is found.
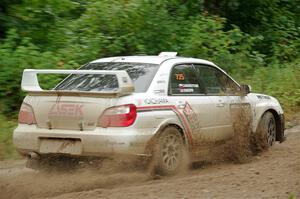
[218,72,241,95]
[170,64,204,95]
[194,64,240,95]
[194,65,223,94]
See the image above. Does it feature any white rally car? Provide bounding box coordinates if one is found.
[13,52,285,174]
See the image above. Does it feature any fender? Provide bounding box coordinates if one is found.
[153,118,190,146]
[251,95,284,133]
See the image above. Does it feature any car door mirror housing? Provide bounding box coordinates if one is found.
[241,84,251,95]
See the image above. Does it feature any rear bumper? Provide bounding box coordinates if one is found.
[13,124,155,157]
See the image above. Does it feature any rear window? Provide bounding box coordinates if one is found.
[55,62,159,92]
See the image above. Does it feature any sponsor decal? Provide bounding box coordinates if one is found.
[159,73,168,76]
[144,98,168,104]
[183,102,202,135]
[104,140,125,146]
[137,99,143,106]
[179,88,194,93]
[256,95,271,100]
[86,121,95,126]
[179,84,199,88]
[130,141,144,147]
[157,80,166,84]
[183,102,194,116]
[154,89,166,94]
[122,77,128,83]
[49,103,83,117]
[175,73,185,80]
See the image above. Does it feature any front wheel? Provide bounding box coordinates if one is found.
[152,126,187,175]
[253,112,276,152]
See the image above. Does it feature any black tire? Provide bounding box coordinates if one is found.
[253,112,276,151]
[152,126,187,175]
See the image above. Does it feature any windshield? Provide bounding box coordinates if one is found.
[55,62,159,92]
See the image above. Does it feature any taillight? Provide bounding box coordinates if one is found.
[98,104,137,127]
[18,103,36,124]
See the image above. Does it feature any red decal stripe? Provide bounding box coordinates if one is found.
[137,105,193,144]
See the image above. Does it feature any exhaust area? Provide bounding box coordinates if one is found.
[27,152,40,160]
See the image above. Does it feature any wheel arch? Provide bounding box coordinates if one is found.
[144,120,190,154]
[160,123,186,140]
[154,121,188,145]
[256,109,284,141]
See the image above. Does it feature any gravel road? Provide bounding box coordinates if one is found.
[0,125,299,199]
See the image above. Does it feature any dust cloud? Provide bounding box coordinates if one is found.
[0,158,150,199]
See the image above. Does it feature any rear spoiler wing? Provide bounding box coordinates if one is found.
[21,69,134,97]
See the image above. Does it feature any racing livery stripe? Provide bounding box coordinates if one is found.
[137,105,193,144]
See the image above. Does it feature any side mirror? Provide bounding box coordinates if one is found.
[241,84,251,95]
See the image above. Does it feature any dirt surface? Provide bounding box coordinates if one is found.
[0,125,299,199]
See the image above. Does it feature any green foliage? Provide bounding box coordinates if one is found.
[204,0,300,62]
[0,29,78,113]
[0,0,299,116]
[245,60,300,111]
[5,0,82,50]
[288,193,297,199]
[179,15,264,74]
[0,114,18,160]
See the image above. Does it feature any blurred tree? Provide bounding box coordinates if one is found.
[0,0,299,114]
[203,0,300,61]
[0,0,22,38]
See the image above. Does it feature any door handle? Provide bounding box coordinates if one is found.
[216,103,225,107]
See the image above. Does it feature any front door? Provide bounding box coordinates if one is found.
[194,64,236,141]
[194,64,250,141]
[168,64,227,145]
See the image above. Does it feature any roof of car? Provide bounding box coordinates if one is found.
[90,55,215,66]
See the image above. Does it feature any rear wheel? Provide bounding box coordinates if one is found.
[152,126,187,175]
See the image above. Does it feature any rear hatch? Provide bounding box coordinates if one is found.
[31,95,114,130]
[21,62,159,130]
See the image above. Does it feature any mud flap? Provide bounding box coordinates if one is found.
[278,114,286,143]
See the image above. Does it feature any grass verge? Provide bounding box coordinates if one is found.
[0,114,19,160]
